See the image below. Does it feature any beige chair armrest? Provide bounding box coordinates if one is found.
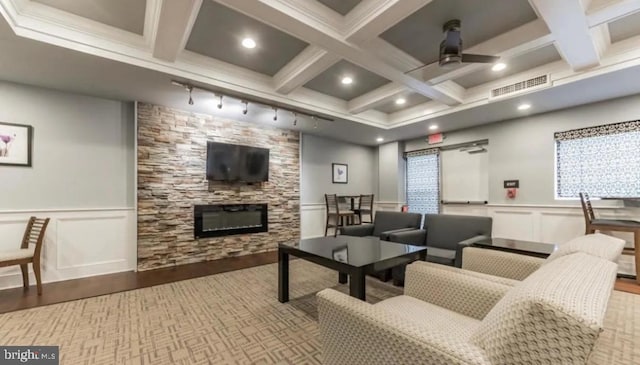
[317,289,489,365]
[462,247,545,281]
[404,262,514,320]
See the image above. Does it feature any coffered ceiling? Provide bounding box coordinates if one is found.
[1,0,640,142]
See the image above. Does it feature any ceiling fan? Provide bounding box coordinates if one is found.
[406,19,500,73]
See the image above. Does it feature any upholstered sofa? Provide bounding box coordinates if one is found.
[318,234,624,365]
[388,214,492,267]
[339,211,422,241]
[461,233,626,281]
[387,214,492,284]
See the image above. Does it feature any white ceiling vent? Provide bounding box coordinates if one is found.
[490,75,549,99]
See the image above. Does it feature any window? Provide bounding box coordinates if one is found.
[555,121,640,198]
[406,149,440,216]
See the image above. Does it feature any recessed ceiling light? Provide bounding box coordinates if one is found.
[395,98,406,105]
[517,103,531,110]
[341,76,353,85]
[429,125,438,130]
[241,38,256,49]
[492,63,506,71]
[376,137,384,142]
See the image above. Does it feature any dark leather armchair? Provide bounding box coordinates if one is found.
[340,211,422,241]
[388,214,492,284]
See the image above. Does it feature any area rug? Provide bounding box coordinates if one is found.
[0,260,638,364]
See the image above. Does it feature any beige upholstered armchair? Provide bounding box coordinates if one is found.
[461,233,625,281]
[318,248,619,365]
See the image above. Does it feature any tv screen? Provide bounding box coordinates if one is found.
[206,141,269,182]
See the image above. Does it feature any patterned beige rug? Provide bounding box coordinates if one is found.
[0,260,638,364]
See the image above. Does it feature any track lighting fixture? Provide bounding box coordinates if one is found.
[170,80,334,124]
[187,86,194,105]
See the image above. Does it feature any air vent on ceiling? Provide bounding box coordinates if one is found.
[490,74,549,98]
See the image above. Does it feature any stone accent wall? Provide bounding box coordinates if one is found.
[137,103,300,270]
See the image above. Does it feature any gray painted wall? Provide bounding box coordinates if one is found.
[301,134,378,204]
[378,141,406,203]
[0,81,135,210]
[405,94,640,205]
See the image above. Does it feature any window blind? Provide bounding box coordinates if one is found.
[406,149,440,216]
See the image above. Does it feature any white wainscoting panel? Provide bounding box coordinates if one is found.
[444,204,640,245]
[0,208,136,290]
[491,209,536,241]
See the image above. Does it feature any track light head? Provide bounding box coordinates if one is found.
[217,95,223,109]
[292,112,297,126]
[187,86,194,105]
[242,101,248,115]
[273,108,278,121]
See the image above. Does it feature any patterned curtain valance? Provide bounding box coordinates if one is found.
[554,120,640,141]
[406,148,439,157]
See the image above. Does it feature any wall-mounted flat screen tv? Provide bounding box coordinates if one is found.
[206,141,269,182]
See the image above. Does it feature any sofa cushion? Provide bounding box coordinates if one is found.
[371,211,422,237]
[425,246,456,266]
[424,214,492,250]
[375,295,481,342]
[472,253,617,364]
[546,233,625,263]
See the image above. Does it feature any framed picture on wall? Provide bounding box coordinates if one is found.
[0,122,32,167]
[332,163,348,184]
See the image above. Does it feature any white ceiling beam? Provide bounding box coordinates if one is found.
[587,0,640,26]
[422,19,554,83]
[362,38,423,73]
[273,45,340,94]
[152,0,202,62]
[344,0,432,44]
[529,0,601,71]
[347,83,406,114]
[590,23,611,58]
[214,0,462,105]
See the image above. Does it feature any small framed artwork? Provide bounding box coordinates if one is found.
[0,122,32,167]
[332,163,348,184]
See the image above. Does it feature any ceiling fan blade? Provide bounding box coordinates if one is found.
[404,63,429,74]
[461,53,500,63]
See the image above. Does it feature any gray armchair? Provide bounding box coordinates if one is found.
[388,214,492,284]
[340,211,422,241]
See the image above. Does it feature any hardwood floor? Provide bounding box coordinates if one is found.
[0,251,277,314]
[615,278,640,295]
[1,251,638,314]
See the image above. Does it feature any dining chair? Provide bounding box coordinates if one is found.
[579,192,640,282]
[325,194,356,237]
[355,194,374,224]
[0,217,50,295]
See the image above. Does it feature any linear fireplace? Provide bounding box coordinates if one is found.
[194,204,268,239]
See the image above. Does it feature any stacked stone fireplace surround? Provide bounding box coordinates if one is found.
[137,103,300,270]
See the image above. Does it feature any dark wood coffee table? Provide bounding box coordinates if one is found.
[278,236,427,302]
[472,237,557,258]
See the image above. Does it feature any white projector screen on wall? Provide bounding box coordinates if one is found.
[441,146,489,202]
